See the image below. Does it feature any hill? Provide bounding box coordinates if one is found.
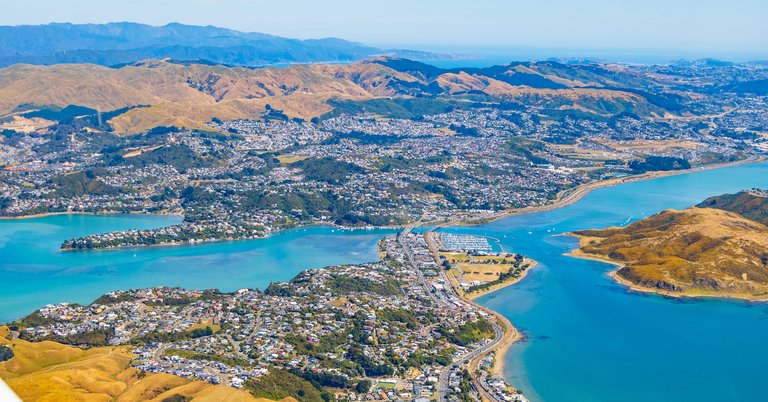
[723,79,768,95]
[571,207,768,300]
[697,190,768,224]
[0,326,286,402]
[0,57,685,134]
[0,60,413,133]
[0,22,440,68]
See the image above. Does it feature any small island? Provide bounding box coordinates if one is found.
[571,189,768,300]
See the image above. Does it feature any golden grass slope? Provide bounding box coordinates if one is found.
[572,208,768,299]
[0,61,407,112]
[0,60,412,134]
[0,326,285,402]
[0,58,668,134]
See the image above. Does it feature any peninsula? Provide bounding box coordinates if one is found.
[2,232,529,402]
[571,190,768,300]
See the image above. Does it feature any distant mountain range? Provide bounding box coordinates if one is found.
[0,22,446,67]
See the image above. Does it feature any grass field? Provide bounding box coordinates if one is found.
[277,155,310,164]
[440,252,517,283]
[550,138,700,162]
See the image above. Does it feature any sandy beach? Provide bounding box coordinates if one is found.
[465,295,522,377]
[463,264,536,376]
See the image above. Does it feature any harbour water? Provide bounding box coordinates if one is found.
[439,162,768,401]
[0,215,396,322]
[1,163,768,401]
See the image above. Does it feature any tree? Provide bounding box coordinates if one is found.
[356,380,371,393]
[0,345,13,362]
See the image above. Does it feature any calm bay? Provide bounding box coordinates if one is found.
[0,215,396,322]
[442,162,768,401]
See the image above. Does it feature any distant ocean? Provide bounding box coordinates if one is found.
[414,47,767,66]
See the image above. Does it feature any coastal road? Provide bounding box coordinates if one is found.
[398,222,514,401]
[398,223,481,401]
[421,229,513,402]
[435,331,503,402]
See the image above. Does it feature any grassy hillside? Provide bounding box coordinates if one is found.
[0,61,407,133]
[0,326,284,402]
[244,370,325,402]
[0,58,682,134]
[697,190,768,225]
[572,207,768,299]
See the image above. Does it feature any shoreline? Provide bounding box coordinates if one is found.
[567,235,768,302]
[451,155,766,228]
[56,221,399,252]
[462,261,536,378]
[3,157,761,227]
[0,210,185,221]
[422,229,524,379]
[451,259,533,376]
[414,156,765,382]
[465,260,538,302]
[467,296,521,377]
[4,156,766,377]
[434,156,765,388]
[3,156,763,252]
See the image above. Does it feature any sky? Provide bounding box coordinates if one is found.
[1,0,767,61]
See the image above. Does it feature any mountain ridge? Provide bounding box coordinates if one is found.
[697,190,768,225]
[0,57,685,133]
[0,22,446,68]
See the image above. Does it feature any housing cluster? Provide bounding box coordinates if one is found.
[14,234,529,402]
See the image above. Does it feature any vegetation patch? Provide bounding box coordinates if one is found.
[629,155,691,173]
[245,369,326,402]
[291,157,365,184]
[0,345,13,362]
[325,275,402,296]
[697,190,768,225]
[438,318,495,346]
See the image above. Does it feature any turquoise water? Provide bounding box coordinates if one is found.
[3,164,768,401]
[0,214,396,322]
[437,163,768,402]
